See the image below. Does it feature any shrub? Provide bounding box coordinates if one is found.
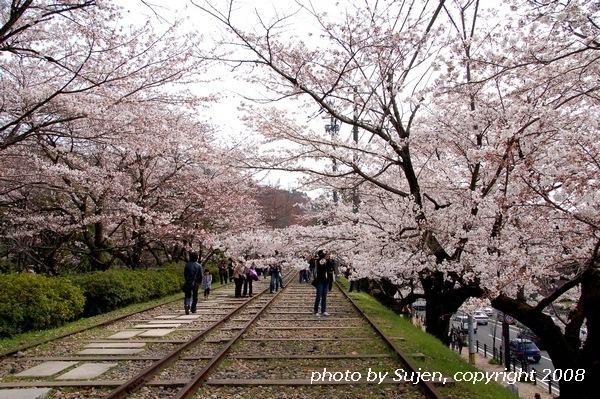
[69,265,181,317]
[0,273,85,338]
[0,265,182,337]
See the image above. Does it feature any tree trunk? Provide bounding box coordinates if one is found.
[422,288,470,342]
[578,267,599,399]
[423,295,453,343]
[368,278,404,314]
[421,271,483,342]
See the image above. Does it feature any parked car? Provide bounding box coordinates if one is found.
[473,311,489,325]
[482,307,494,317]
[509,339,541,363]
[412,299,426,311]
[517,327,544,349]
[451,314,478,334]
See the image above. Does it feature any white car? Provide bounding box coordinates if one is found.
[451,314,478,334]
[473,311,489,325]
[482,307,494,317]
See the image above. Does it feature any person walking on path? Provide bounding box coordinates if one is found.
[313,250,334,317]
[201,269,212,299]
[450,328,457,351]
[457,332,465,355]
[183,252,202,314]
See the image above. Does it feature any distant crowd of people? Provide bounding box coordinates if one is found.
[181,249,340,317]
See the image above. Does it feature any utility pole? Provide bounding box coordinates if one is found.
[324,116,340,203]
[468,314,475,364]
[503,314,512,369]
[352,86,359,213]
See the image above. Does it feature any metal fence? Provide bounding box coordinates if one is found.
[473,339,560,396]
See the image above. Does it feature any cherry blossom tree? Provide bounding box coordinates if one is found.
[0,1,204,150]
[1,92,267,271]
[0,1,265,272]
[195,0,598,396]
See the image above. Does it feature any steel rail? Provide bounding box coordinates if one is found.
[103,272,294,399]
[336,280,445,399]
[1,272,444,399]
[172,281,291,399]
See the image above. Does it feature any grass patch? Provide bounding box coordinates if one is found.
[339,279,516,399]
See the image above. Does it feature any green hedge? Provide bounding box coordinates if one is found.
[68,265,181,317]
[0,264,182,338]
[0,274,85,338]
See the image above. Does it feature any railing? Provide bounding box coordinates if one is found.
[472,339,560,396]
[474,340,501,361]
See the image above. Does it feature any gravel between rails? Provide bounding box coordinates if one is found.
[0,277,430,399]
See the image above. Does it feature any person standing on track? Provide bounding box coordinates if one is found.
[299,254,310,283]
[309,253,316,281]
[183,252,202,315]
[269,261,282,293]
[232,259,245,298]
[313,250,334,317]
[218,258,228,285]
[227,257,234,283]
[326,252,335,292]
[242,262,257,297]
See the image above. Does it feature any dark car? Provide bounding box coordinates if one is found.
[509,339,541,363]
[517,327,544,349]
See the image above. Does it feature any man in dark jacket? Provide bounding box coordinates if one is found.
[183,252,203,314]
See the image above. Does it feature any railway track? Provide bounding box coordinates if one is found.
[0,272,444,399]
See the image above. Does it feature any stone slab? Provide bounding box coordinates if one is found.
[106,330,142,339]
[85,343,146,348]
[134,324,181,329]
[155,315,180,319]
[138,329,174,337]
[56,362,117,380]
[15,361,78,377]
[176,315,201,320]
[0,388,52,399]
[149,319,194,324]
[77,348,143,355]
